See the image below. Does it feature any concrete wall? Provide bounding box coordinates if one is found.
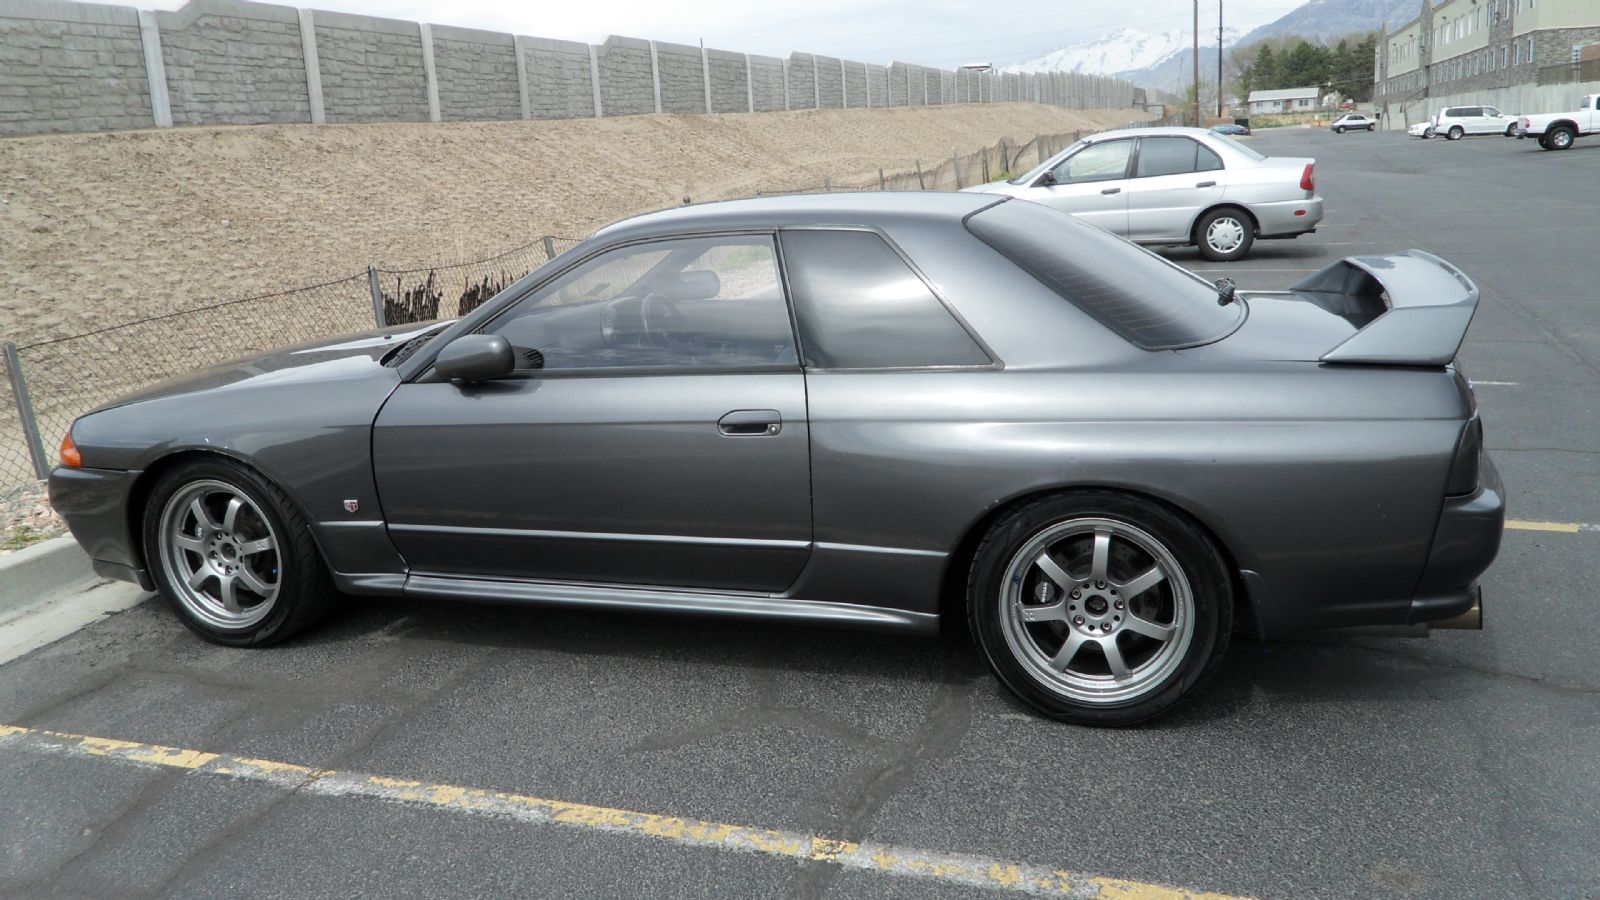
[748,53,784,112]
[431,24,518,122]
[706,48,746,114]
[0,0,151,136]
[523,36,591,120]
[0,0,1145,137]
[314,10,429,123]
[156,1,307,125]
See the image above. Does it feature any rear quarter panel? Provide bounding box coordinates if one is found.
[804,357,1468,635]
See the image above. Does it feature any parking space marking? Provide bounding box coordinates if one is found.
[1505,519,1596,534]
[0,723,1246,899]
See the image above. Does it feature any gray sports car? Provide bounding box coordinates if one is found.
[49,193,1504,725]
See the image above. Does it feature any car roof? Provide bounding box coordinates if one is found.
[1080,125,1217,142]
[595,191,1004,241]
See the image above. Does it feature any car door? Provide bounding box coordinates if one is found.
[1018,138,1133,235]
[1123,136,1225,243]
[1481,106,1508,133]
[371,233,813,593]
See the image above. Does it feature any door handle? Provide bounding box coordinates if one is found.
[1196,180,1217,188]
[1100,187,1121,195]
[718,409,781,436]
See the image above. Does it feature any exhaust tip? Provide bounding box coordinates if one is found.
[1431,590,1483,631]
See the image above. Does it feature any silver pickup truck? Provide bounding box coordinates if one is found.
[1516,94,1600,150]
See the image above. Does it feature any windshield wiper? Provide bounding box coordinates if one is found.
[384,324,450,367]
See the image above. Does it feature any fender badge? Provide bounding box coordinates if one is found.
[343,499,360,513]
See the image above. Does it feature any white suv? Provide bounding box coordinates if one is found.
[1415,105,1518,140]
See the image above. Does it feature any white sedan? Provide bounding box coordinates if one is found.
[963,126,1323,262]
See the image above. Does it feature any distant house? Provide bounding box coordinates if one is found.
[1247,87,1320,115]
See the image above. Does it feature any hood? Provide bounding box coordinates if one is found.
[961,180,1028,195]
[92,321,449,414]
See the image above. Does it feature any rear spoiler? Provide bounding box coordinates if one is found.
[1292,250,1480,366]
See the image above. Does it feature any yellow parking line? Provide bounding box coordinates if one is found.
[1505,519,1586,533]
[0,722,1247,899]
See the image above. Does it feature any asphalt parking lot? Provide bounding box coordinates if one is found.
[3,125,1598,899]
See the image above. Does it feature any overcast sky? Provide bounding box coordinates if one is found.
[142,0,1307,69]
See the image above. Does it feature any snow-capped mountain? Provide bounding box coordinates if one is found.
[1004,28,1208,77]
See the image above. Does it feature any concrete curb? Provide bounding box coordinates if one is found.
[0,535,95,615]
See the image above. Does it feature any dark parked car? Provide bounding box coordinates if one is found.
[1209,123,1250,136]
[49,194,1503,725]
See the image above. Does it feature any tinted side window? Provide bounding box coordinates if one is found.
[1135,137,1199,178]
[780,230,991,369]
[1197,144,1224,172]
[485,235,797,372]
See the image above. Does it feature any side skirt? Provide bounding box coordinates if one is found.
[402,573,940,635]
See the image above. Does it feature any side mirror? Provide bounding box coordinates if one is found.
[1037,169,1058,186]
[434,334,514,383]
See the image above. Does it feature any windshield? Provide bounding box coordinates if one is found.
[1009,140,1084,184]
[965,199,1244,350]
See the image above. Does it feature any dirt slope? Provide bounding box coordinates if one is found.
[0,104,1140,344]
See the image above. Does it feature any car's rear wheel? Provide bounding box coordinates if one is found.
[1548,126,1575,150]
[1195,208,1253,262]
[143,458,335,646]
[1447,125,1464,140]
[967,492,1232,726]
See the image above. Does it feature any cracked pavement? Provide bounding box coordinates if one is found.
[2,127,1598,899]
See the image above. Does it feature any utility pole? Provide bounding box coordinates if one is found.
[1192,0,1201,126]
[1217,0,1224,118]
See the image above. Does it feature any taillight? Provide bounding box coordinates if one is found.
[1445,418,1482,496]
[1521,117,1530,128]
[60,430,82,469]
[1299,163,1315,192]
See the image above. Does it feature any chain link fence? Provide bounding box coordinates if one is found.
[0,117,1176,493]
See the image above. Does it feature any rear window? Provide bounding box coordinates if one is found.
[964,199,1244,350]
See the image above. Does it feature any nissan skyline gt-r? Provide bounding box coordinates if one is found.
[48,193,1504,726]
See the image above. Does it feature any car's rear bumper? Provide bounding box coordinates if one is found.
[1253,195,1323,239]
[1406,450,1504,626]
[47,465,151,590]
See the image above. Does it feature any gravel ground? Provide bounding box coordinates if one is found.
[0,482,62,555]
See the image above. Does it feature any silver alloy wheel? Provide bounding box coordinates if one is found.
[998,517,1195,705]
[1205,216,1246,255]
[1552,129,1573,149]
[157,479,281,631]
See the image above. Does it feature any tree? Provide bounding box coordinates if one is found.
[1252,44,1278,91]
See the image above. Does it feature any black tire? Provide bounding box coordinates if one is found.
[1194,207,1254,262]
[1548,126,1576,151]
[1505,123,1517,137]
[1447,125,1464,141]
[1334,126,1344,134]
[141,457,336,646]
[1538,135,1552,150]
[967,491,1232,726]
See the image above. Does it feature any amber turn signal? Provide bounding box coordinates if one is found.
[60,431,82,468]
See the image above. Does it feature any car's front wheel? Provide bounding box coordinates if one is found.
[143,458,336,646]
[967,492,1232,726]
[1505,123,1518,137]
[1195,208,1253,262]
[1334,126,1344,134]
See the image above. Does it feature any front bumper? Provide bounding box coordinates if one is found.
[47,465,151,590]
[1405,451,1504,626]
[1253,195,1324,240]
